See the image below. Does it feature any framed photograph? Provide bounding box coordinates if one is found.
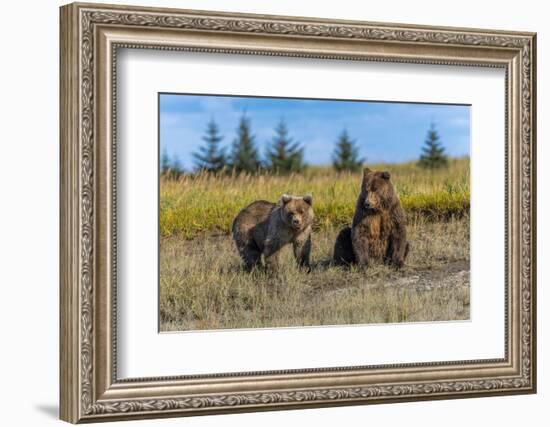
[60,2,537,423]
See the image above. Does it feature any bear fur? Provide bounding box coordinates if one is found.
[333,168,409,268]
[232,194,314,273]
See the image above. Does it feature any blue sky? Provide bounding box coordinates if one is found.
[159,93,470,169]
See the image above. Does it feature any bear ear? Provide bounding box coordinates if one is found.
[303,194,313,205]
[380,171,391,180]
[281,194,292,204]
[363,167,372,177]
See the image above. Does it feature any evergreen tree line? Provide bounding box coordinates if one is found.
[161,114,364,176]
[161,116,449,176]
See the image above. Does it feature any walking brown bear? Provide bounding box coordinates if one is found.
[333,168,409,268]
[232,194,314,273]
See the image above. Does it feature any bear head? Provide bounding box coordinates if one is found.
[279,194,314,231]
[360,168,398,211]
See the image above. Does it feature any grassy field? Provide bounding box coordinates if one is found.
[159,159,470,331]
[160,219,470,331]
[160,158,469,239]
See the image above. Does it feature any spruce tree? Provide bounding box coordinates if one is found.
[193,119,227,173]
[160,147,171,174]
[160,147,183,178]
[418,123,448,169]
[265,118,305,174]
[171,156,183,176]
[230,114,261,174]
[332,129,364,172]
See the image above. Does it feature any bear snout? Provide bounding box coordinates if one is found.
[291,216,301,228]
[364,199,377,211]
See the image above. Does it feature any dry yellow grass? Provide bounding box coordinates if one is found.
[160,218,470,331]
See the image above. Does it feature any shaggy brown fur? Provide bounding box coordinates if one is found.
[333,168,409,268]
[232,194,314,273]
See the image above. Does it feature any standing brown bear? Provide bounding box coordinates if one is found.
[333,168,409,268]
[232,194,314,273]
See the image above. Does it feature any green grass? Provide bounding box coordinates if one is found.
[160,158,470,238]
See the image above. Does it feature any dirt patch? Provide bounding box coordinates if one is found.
[324,261,469,298]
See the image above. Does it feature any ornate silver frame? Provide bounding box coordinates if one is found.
[60,2,537,423]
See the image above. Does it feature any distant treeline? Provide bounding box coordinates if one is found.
[161,114,449,177]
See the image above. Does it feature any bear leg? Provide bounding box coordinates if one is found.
[333,226,356,265]
[293,232,312,271]
[239,244,262,272]
[351,226,370,267]
[263,250,281,274]
[262,238,284,274]
[388,234,409,269]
